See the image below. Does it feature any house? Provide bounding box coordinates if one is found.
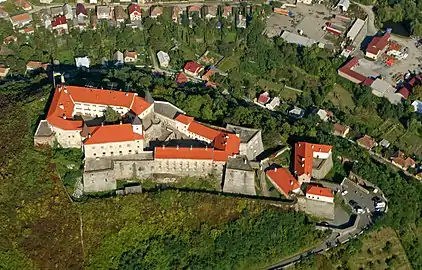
[357,135,377,150]
[205,5,218,20]
[346,18,365,42]
[294,142,333,183]
[370,78,402,104]
[266,97,280,111]
[0,7,8,19]
[183,61,204,78]
[76,4,88,20]
[39,0,53,3]
[202,68,215,81]
[412,100,422,114]
[257,92,270,105]
[237,13,246,29]
[75,57,90,68]
[15,0,31,11]
[390,151,416,171]
[128,4,142,22]
[188,5,202,19]
[19,27,34,35]
[316,109,332,122]
[51,15,68,34]
[397,87,411,100]
[150,6,163,19]
[124,52,138,63]
[10,13,32,29]
[333,123,350,138]
[222,6,232,18]
[266,167,301,198]
[305,185,334,203]
[97,5,112,20]
[0,67,10,78]
[41,12,52,29]
[63,3,73,20]
[26,61,48,72]
[91,15,98,30]
[113,51,124,65]
[366,32,391,60]
[280,31,317,47]
[3,35,17,45]
[114,6,127,24]
[337,57,368,84]
[297,0,312,5]
[223,155,256,196]
[172,6,183,23]
[379,139,390,148]
[89,0,97,3]
[157,51,170,67]
[175,72,188,85]
[288,106,305,119]
[336,0,350,12]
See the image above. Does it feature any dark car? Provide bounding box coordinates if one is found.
[349,200,358,206]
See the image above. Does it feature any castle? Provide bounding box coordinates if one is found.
[34,85,264,193]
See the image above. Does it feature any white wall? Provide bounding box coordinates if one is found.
[83,169,116,192]
[138,104,153,119]
[52,126,82,148]
[84,139,144,158]
[306,193,334,203]
[73,102,130,118]
[313,151,331,159]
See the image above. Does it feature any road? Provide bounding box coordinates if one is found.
[353,2,377,36]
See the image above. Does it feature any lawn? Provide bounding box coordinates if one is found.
[398,132,422,157]
[198,50,224,66]
[217,55,240,72]
[326,84,356,111]
[271,150,291,167]
[256,79,299,102]
[223,32,237,43]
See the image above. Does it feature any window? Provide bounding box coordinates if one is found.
[93,153,96,156]
[119,145,122,148]
[119,151,123,154]
[101,146,104,149]
[105,178,108,182]
[128,150,132,153]
[110,152,114,155]
[92,146,96,149]
[102,152,106,155]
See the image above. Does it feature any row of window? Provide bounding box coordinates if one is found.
[92,149,139,156]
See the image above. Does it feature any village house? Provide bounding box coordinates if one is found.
[188,5,201,19]
[114,6,127,24]
[175,72,188,85]
[97,5,113,20]
[150,6,163,19]
[124,51,138,63]
[172,6,183,23]
[0,7,8,19]
[379,139,391,148]
[288,106,305,119]
[333,123,350,138]
[257,92,270,105]
[26,61,48,73]
[19,27,34,35]
[113,51,124,65]
[315,109,333,122]
[75,56,90,68]
[39,0,53,3]
[75,3,88,28]
[205,5,218,20]
[157,51,170,67]
[357,135,377,150]
[390,151,416,171]
[237,13,247,29]
[51,15,68,34]
[201,68,215,82]
[266,97,280,111]
[128,4,142,22]
[0,67,10,78]
[365,32,390,60]
[266,167,301,198]
[3,35,17,45]
[15,0,31,11]
[10,13,32,29]
[183,61,204,78]
[222,6,232,18]
[305,185,334,203]
[50,6,64,18]
[338,57,370,84]
[294,142,333,183]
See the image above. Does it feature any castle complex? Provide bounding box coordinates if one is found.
[34,85,264,193]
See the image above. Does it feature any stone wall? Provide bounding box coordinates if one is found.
[34,135,55,146]
[52,126,82,148]
[223,168,256,195]
[83,169,116,192]
[297,196,335,220]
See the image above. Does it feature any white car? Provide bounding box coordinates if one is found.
[341,190,348,195]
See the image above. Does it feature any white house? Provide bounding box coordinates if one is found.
[75,57,90,68]
[306,185,334,203]
[157,51,170,67]
[266,97,280,111]
[124,52,138,63]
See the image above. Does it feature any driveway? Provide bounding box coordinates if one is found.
[353,2,377,35]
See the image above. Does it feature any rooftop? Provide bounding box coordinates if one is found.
[367,32,390,55]
[306,185,333,198]
[266,167,300,196]
[226,124,260,143]
[294,142,332,177]
[84,124,144,145]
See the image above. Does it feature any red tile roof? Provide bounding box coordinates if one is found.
[51,15,67,27]
[266,167,300,196]
[362,77,375,86]
[366,33,390,55]
[84,124,143,145]
[398,87,411,99]
[202,68,215,81]
[189,5,202,12]
[222,6,232,17]
[338,57,367,83]
[188,121,221,141]
[124,51,137,59]
[76,3,88,16]
[128,4,142,15]
[46,85,152,130]
[151,6,163,16]
[27,61,43,69]
[357,135,376,149]
[306,185,333,198]
[10,13,31,23]
[175,72,188,84]
[175,114,194,125]
[294,142,332,177]
[258,92,270,104]
[184,61,203,74]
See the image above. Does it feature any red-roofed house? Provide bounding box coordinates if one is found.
[337,57,367,84]
[294,142,333,183]
[124,51,138,63]
[51,15,68,33]
[222,6,232,18]
[10,13,32,29]
[150,6,163,19]
[366,32,391,60]
[26,61,49,72]
[184,61,204,78]
[390,151,416,171]
[266,167,301,198]
[397,87,411,99]
[305,185,334,203]
[175,72,188,85]
[0,67,10,78]
[257,92,270,105]
[128,4,142,21]
[357,135,377,150]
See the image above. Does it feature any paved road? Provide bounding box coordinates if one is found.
[353,2,377,36]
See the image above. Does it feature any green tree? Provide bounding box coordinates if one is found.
[104,106,121,123]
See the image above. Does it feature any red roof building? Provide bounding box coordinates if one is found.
[128,4,142,21]
[175,72,188,85]
[175,114,194,125]
[257,92,270,104]
[397,87,411,100]
[76,3,88,16]
[294,142,333,183]
[84,124,144,145]
[222,6,232,18]
[266,167,301,198]
[305,185,334,203]
[183,61,204,77]
[356,135,377,150]
[366,32,390,60]
[338,57,368,84]
[51,15,67,29]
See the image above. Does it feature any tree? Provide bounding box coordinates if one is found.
[104,106,121,123]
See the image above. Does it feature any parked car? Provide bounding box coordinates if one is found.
[341,190,348,195]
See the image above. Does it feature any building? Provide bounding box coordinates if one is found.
[412,100,422,114]
[370,78,402,104]
[333,123,350,138]
[390,151,416,171]
[75,3,88,29]
[124,52,138,63]
[205,5,218,20]
[63,3,72,20]
[305,185,334,203]
[51,15,68,34]
[346,18,365,42]
[266,97,280,111]
[379,139,390,148]
[357,135,377,150]
[128,4,142,22]
[223,155,256,195]
[316,109,332,122]
[0,67,10,78]
[75,57,90,68]
[266,167,301,198]
[40,0,53,3]
[280,31,317,47]
[294,142,333,183]
[288,106,305,119]
[113,51,124,65]
[0,7,8,19]
[257,92,270,105]
[26,61,48,72]
[297,0,312,5]
[157,51,170,67]
[183,61,204,78]
[15,0,32,11]
[50,6,64,17]
[337,57,368,84]
[10,13,32,29]
[226,124,264,161]
[237,13,246,29]
[114,6,127,24]
[222,6,232,18]
[97,5,113,20]
[366,32,391,60]
[175,72,188,85]
[150,6,163,19]
[188,5,202,19]
[172,6,183,23]
[19,27,34,35]
[336,0,350,12]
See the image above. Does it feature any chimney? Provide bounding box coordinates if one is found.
[311,145,314,149]
[119,121,122,125]
[205,145,208,151]
[162,145,165,149]
[275,167,277,172]
[63,115,67,120]
[177,145,179,150]
[225,135,229,139]
[101,122,104,126]
[244,159,247,165]
[59,103,64,110]
[190,145,193,150]
[88,133,91,138]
